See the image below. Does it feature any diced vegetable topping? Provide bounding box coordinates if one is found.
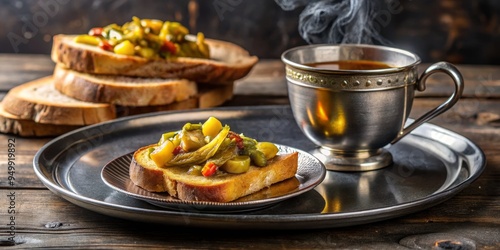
[114,40,135,56]
[256,142,279,160]
[148,117,280,177]
[74,35,100,46]
[201,162,218,177]
[220,155,251,174]
[202,116,223,138]
[73,16,210,59]
[150,140,175,167]
[88,27,103,36]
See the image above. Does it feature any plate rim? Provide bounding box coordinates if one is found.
[32,105,487,229]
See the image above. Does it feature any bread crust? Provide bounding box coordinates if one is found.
[129,144,299,202]
[53,66,198,106]
[197,83,234,109]
[0,102,80,137]
[2,77,116,125]
[51,35,258,83]
[0,76,233,133]
[116,83,233,117]
[129,150,172,192]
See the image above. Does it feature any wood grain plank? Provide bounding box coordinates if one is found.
[0,54,54,72]
[410,98,500,140]
[0,135,53,188]
[0,54,54,91]
[0,189,497,248]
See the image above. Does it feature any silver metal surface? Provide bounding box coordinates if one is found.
[33,106,485,230]
[101,144,326,213]
[282,44,464,171]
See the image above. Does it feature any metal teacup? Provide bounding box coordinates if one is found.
[282,44,464,171]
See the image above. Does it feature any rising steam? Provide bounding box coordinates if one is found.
[275,0,390,45]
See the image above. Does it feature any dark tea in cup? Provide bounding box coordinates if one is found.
[307,60,392,70]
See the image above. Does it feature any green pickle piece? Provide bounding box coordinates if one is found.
[240,136,258,156]
[158,131,178,145]
[187,165,202,176]
[249,150,267,167]
[166,125,230,167]
[180,129,206,151]
[209,140,238,166]
[221,155,251,174]
[182,123,202,131]
[147,147,155,159]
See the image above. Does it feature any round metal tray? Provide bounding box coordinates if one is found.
[33,105,486,229]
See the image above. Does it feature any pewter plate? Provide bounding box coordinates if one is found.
[101,145,326,213]
[33,105,486,230]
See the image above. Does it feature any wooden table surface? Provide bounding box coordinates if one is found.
[0,54,499,249]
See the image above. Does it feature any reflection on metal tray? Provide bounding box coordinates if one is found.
[33,105,486,230]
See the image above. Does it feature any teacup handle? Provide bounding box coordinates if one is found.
[391,62,464,144]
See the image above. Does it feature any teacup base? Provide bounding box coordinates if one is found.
[311,147,393,172]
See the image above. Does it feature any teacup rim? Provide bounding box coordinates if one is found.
[281,43,421,74]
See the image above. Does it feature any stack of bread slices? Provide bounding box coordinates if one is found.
[0,34,258,137]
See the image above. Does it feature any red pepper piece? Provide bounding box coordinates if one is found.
[161,40,177,55]
[228,131,244,150]
[201,162,217,177]
[172,145,183,155]
[99,40,113,51]
[89,27,103,37]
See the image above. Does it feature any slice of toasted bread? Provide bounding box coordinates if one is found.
[116,83,233,116]
[2,76,116,126]
[129,144,299,202]
[197,82,234,109]
[53,65,198,106]
[0,102,80,136]
[51,34,258,83]
[0,77,233,135]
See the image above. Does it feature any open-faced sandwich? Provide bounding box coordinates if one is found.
[51,17,258,83]
[129,117,299,202]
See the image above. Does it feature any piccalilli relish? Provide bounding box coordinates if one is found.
[148,117,279,177]
[74,16,210,59]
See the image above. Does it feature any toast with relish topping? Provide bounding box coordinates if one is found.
[51,17,258,84]
[129,117,299,202]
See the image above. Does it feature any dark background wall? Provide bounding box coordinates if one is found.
[1,0,499,64]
